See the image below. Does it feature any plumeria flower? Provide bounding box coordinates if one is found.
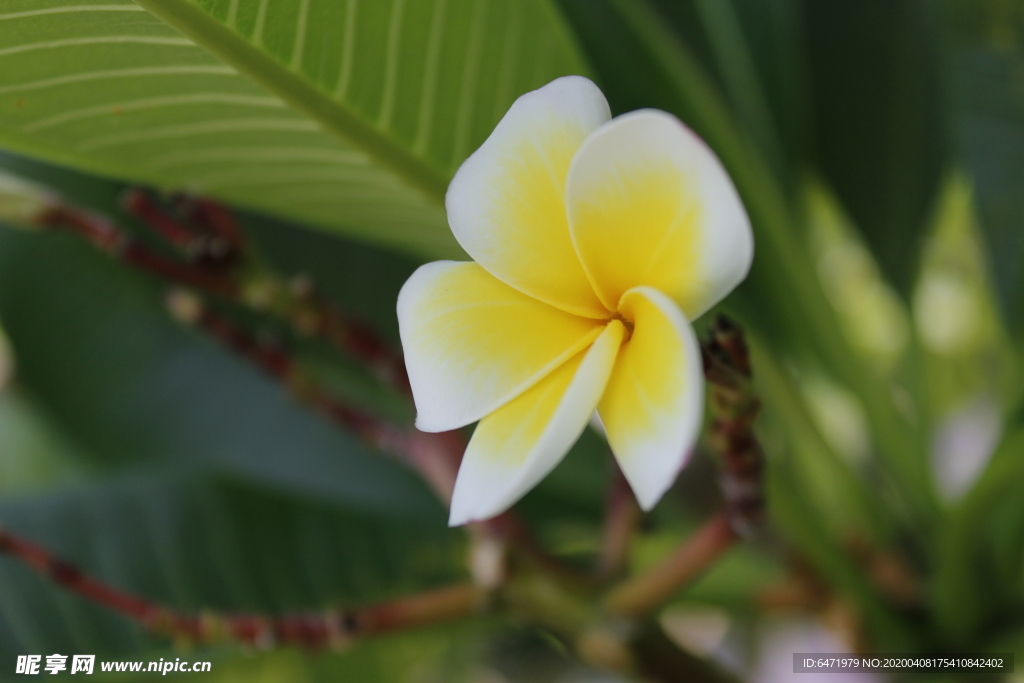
[398,76,752,526]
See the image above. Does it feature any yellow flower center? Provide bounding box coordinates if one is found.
[606,310,635,340]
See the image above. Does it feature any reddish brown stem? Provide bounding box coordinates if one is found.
[123,193,411,397]
[0,525,480,649]
[179,196,245,253]
[42,191,579,582]
[39,206,237,297]
[166,289,459,502]
[122,190,200,254]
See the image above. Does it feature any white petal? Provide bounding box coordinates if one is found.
[567,110,753,319]
[449,321,626,526]
[398,261,604,433]
[598,287,704,510]
[446,75,611,319]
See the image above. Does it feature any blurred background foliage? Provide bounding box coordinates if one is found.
[1,0,1024,680]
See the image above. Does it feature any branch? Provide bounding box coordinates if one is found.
[603,513,736,618]
[0,525,482,649]
[43,191,566,566]
[38,205,237,298]
[43,192,410,398]
[144,192,412,397]
[164,288,460,503]
[33,193,445,495]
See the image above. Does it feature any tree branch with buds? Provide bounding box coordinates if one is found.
[0,178,767,680]
[0,524,482,649]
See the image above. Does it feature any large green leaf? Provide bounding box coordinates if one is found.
[948,2,1024,338]
[602,0,947,296]
[0,475,462,666]
[799,0,949,296]
[0,0,586,257]
[557,0,938,526]
[647,0,808,199]
[935,428,1024,646]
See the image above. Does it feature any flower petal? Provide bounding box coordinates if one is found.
[398,261,604,433]
[449,321,626,526]
[567,110,753,319]
[598,287,704,511]
[446,76,611,319]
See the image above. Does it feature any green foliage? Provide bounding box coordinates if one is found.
[0,220,439,515]
[0,0,583,257]
[948,1,1024,338]
[935,428,1024,647]
[800,0,949,296]
[0,475,461,664]
[1,0,1024,676]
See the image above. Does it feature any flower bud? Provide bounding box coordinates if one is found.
[0,171,54,229]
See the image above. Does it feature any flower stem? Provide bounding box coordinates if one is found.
[0,524,481,648]
[164,287,460,503]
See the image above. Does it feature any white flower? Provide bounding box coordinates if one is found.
[398,76,753,526]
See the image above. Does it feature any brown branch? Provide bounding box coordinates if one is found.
[123,191,411,397]
[37,194,450,503]
[38,206,238,298]
[0,525,481,649]
[165,289,460,503]
[38,193,408,399]
[121,190,203,255]
[603,513,736,618]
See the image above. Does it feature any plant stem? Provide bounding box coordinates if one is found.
[164,288,460,503]
[604,513,736,618]
[52,191,576,571]
[38,206,238,297]
[0,524,481,648]
[123,191,413,397]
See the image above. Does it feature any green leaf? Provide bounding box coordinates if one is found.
[949,34,1024,336]
[557,0,938,527]
[97,622,493,683]
[0,150,449,518]
[0,475,463,661]
[650,0,807,196]
[935,428,1024,646]
[0,0,587,257]
[799,0,949,296]
[574,0,947,296]
[766,457,925,651]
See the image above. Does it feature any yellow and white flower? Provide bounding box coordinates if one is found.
[397,76,752,526]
